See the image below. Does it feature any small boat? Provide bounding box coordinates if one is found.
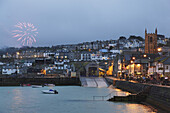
[21,84,31,86]
[46,84,55,87]
[32,85,43,88]
[42,89,58,94]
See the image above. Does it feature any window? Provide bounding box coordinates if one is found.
[166,66,168,70]
[150,37,153,42]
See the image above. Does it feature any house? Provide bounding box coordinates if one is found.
[157,34,166,45]
[2,66,19,75]
[55,52,69,62]
[68,51,81,61]
[91,52,103,61]
[81,52,92,61]
[163,57,170,76]
[150,57,170,77]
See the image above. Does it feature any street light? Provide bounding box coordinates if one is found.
[137,64,141,67]
[16,52,20,59]
[157,48,162,55]
[16,52,20,55]
[132,57,135,60]
[157,48,162,52]
[143,54,147,58]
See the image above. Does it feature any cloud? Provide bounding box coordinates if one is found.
[0,0,170,47]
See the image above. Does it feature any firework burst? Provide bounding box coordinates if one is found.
[12,22,38,46]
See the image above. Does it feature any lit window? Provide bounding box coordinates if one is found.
[137,64,141,67]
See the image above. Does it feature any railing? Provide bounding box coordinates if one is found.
[93,91,118,101]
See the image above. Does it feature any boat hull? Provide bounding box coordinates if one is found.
[42,90,58,94]
[32,85,43,88]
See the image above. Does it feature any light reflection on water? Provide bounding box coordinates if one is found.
[0,86,156,113]
[12,89,23,105]
[11,89,24,113]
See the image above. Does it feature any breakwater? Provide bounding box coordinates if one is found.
[0,78,81,86]
[106,77,170,112]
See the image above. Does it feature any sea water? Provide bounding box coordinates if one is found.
[0,86,155,113]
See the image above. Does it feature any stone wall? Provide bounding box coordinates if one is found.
[0,78,81,86]
[106,78,170,112]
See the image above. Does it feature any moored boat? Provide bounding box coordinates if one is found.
[42,89,58,94]
[21,84,31,86]
[46,84,55,87]
[32,85,43,88]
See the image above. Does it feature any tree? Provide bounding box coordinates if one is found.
[158,43,165,47]
[119,36,126,40]
[128,35,144,41]
[108,46,113,50]
[165,40,170,47]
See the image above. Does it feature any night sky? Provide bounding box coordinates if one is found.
[0,0,170,47]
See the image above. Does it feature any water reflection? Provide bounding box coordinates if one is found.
[109,88,131,97]
[11,88,24,113]
[125,104,157,113]
[107,88,156,113]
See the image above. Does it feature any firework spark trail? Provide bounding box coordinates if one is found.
[12,22,38,46]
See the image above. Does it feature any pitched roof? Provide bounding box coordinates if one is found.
[162,57,170,65]
[124,54,132,61]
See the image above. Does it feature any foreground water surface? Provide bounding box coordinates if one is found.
[0,86,155,113]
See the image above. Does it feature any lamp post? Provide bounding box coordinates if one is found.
[130,56,135,77]
[130,60,133,77]
[148,57,151,76]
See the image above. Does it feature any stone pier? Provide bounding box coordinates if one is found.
[106,77,170,112]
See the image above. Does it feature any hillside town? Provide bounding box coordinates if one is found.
[0,29,170,85]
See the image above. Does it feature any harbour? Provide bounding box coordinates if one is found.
[0,86,156,113]
[0,0,170,113]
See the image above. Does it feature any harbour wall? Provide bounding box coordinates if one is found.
[0,78,81,86]
[106,78,170,112]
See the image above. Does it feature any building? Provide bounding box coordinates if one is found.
[81,52,92,61]
[157,34,166,45]
[145,28,158,54]
[149,56,170,77]
[2,66,19,75]
[68,52,81,61]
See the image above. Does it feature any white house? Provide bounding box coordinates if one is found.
[148,57,170,76]
[24,63,32,67]
[81,52,91,61]
[0,62,5,66]
[110,50,120,54]
[2,66,19,75]
[91,53,103,61]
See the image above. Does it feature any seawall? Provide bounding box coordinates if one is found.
[0,78,81,86]
[106,77,170,112]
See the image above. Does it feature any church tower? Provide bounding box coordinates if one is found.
[145,28,158,54]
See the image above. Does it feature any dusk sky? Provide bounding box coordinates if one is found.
[0,0,170,48]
